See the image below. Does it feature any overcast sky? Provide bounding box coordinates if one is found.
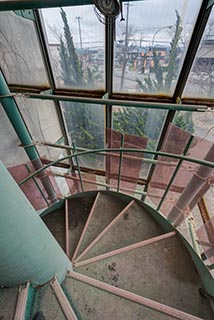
[42,0,202,48]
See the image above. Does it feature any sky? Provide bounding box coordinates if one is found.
[42,0,202,48]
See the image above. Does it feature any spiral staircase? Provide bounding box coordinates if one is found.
[1,190,213,320]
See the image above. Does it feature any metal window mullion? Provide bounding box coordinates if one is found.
[142,0,213,202]
[105,16,115,130]
[105,17,115,189]
[173,0,213,100]
[33,9,74,168]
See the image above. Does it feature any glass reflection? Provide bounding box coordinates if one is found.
[183,7,214,98]
[113,0,202,95]
[42,5,105,90]
[0,12,49,86]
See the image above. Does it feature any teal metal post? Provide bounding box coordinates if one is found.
[72,141,84,192]
[0,161,71,286]
[0,71,57,203]
[168,143,214,226]
[117,133,124,192]
[157,135,194,211]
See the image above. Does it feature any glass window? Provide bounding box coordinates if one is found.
[42,5,105,90]
[113,0,202,95]
[0,103,28,167]
[174,111,214,142]
[16,97,65,161]
[183,6,214,98]
[0,12,49,86]
[113,106,167,178]
[61,101,104,169]
[113,106,167,150]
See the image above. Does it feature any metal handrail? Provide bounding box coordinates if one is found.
[18,147,214,187]
[18,145,214,264]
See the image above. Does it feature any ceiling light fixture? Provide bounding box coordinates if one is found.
[93,0,124,24]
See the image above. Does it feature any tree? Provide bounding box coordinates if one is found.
[136,10,183,93]
[59,8,84,87]
[186,18,214,97]
[118,23,139,90]
[59,8,104,153]
[113,11,194,149]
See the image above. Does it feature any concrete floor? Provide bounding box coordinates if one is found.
[0,286,18,320]
[31,283,66,320]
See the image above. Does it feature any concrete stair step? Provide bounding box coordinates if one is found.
[72,192,129,262]
[0,286,19,320]
[31,282,66,320]
[80,200,164,261]
[75,234,213,320]
[63,275,177,320]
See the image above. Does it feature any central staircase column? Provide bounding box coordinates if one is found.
[0,161,71,287]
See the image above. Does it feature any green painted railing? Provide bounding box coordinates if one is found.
[18,145,214,207]
[17,144,214,269]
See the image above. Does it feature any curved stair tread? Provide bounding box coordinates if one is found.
[31,282,66,320]
[72,192,129,261]
[42,207,66,252]
[0,286,19,320]
[63,276,177,320]
[80,201,164,261]
[67,194,96,259]
[75,235,214,319]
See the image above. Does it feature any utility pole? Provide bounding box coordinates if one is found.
[120,2,133,90]
[76,16,83,49]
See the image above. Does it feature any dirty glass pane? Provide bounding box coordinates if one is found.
[0,11,49,86]
[16,97,65,161]
[113,106,167,150]
[61,101,104,169]
[183,6,214,98]
[173,111,214,142]
[42,5,105,90]
[0,103,28,167]
[112,106,167,178]
[113,0,202,95]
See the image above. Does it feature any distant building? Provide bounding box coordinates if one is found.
[194,38,214,73]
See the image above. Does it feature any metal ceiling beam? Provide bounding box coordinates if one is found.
[0,1,93,11]
[0,0,139,11]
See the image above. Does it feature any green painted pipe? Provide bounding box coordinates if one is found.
[0,161,71,286]
[13,92,207,112]
[0,71,57,203]
[0,73,38,161]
